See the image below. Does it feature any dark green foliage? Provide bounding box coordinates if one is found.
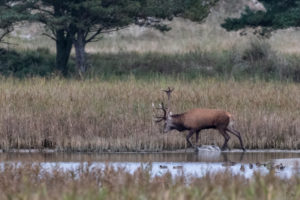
[221,1,300,82]
[222,0,300,32]
[136,0,219,22]
[0,44,299,81]
[33,0,219,75]
[0,0,34,42]
[175,0,219,22]
[0,48,57,78]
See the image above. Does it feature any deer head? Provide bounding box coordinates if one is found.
[154,102,174,133]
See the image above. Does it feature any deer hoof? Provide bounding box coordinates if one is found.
[221,147,229,151]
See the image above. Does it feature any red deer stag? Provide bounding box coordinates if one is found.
[155,88,245,151]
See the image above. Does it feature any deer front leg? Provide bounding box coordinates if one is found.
[186,130,194,148]
[218,129,230,151]
[226,128,246,151]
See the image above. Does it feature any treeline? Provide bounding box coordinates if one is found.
[1,0,300,81]
[0,0,218,76]
[1,40,299,82]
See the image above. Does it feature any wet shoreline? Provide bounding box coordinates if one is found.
[2,148,300,154]
[1,150,300,179]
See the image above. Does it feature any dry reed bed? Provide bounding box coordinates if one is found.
[0,78,299,151]
[0,163,299,200]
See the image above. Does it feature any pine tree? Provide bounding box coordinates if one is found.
[0,0,33,43]
[222,0,300,36]
[34,0,218,76]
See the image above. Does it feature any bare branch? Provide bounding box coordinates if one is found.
[0,26,14,43]
[85,28,103,43]
[101,25,130,34]
[42,33,56,41]
[0,41,18,46]
[85,25,130,43]
[36,7,55,17]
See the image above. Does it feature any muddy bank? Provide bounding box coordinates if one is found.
[1,150,300,164]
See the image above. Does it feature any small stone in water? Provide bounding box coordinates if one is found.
[159,165,168,169]
[196,145,221,152]
[173,166,183,169]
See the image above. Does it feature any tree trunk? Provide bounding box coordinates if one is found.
[56,29,73,77]
[74,30,87,75]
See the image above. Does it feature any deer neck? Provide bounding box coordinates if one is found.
[170,114,186,131]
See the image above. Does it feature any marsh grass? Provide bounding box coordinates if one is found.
[0,77,298,151]
[0,163,299,200]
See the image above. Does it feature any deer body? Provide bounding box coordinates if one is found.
[155,88,245,151]
[166,109,230,132]
[164,108,245,151]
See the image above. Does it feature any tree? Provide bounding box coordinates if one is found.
[70,0,140,74]
[34,0,219,76]
[34,1,76,76]
[0,0,33,43]
[221,0,300,37]
[70,0,180,74]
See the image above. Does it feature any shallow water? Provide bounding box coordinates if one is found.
[1,151,300,163]
[1,151,300,178]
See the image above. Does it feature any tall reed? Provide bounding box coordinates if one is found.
[0,163,299,200]
[0,77,298,151]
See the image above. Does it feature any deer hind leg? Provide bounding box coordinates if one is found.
[218,128,230,151]
[186,130,194,148]
[226,128,246,151]
[195,130,201,146]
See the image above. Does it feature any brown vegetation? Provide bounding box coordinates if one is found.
[0,163,299,200]
[0,78,298,151]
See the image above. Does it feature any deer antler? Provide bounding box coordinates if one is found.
[162,87,174,101]
[153,87,174,123]
[162,87,174,113]
[154,102,168,123]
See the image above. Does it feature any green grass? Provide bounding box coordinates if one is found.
[87,41,300,82]
[1,39,300,81]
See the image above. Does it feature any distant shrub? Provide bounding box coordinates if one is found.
[86,51,218,80]
[0,43,299,82]
[230,39,300,81]
[242,39,271,62]
[0,48,56,78]
[86,44,300,82]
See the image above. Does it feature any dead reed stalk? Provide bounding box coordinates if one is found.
[0,77,298,151]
